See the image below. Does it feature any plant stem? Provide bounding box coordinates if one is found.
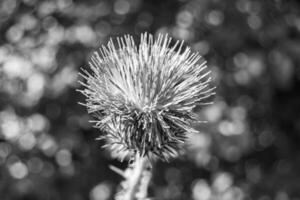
[115,154,151,200]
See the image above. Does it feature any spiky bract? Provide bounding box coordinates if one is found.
[79,33,214,161]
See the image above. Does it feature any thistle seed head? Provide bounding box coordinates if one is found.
[79,33,215,161]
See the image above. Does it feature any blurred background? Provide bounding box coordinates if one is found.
[0,0,300,199]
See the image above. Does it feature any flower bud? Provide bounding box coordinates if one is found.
[79,33,215,161]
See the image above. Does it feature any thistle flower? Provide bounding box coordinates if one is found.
[79,33,215,161]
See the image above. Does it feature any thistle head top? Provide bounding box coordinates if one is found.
[79,33,215,161]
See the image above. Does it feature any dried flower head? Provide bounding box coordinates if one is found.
[79,33,215,161]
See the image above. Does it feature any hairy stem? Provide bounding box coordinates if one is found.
[115,154,151,200]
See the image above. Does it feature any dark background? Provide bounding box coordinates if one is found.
[1,0,300,199]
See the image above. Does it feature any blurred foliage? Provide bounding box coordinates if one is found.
[0,0,300,199]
